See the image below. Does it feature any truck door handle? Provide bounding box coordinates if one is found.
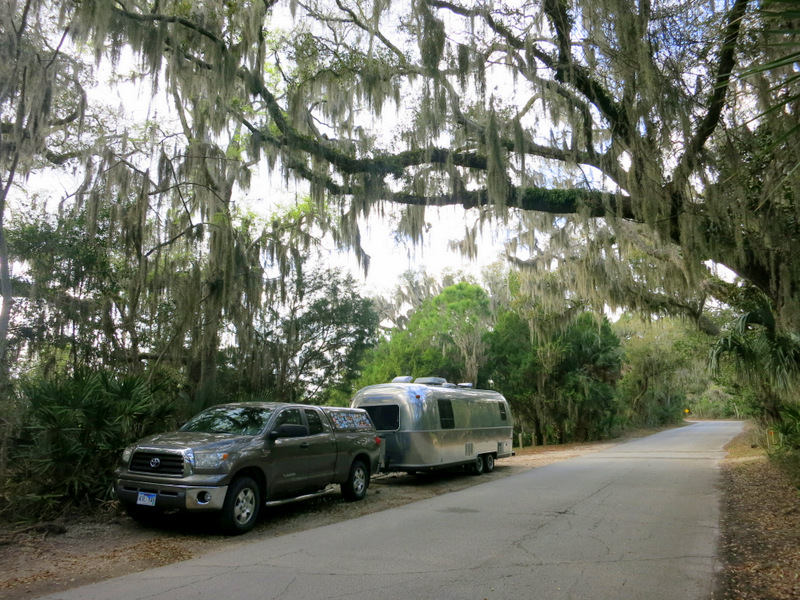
[300,442,310,449]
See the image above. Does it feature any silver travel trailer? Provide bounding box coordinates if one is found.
[350,377,514,474]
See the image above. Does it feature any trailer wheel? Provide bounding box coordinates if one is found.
[342,459,369,501]
[219,476,260,535]
[470,455,484,475]
[483,454,495,473]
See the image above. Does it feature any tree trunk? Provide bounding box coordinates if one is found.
[0,160,17,376]
[0,222,12,373]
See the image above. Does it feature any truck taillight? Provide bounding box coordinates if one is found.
[374,436,382,446]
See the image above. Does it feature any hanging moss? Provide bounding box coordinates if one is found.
[6,0,800,390]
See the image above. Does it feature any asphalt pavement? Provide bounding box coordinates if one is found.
[42,420,743,600]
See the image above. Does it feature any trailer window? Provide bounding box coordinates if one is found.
[438,399,455,429]
[363,405,399,431]
[499,403,508,421]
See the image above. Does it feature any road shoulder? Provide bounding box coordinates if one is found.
[715,427,800,599]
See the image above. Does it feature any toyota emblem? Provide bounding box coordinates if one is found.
[150,457,161,468]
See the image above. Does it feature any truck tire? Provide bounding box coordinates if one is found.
[482,454,495,473]
[342,459,369,501]
[219,476,260,535]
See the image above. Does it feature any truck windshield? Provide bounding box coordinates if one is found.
[180,406,274,436]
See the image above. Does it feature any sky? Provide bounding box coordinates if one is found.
[349,208,507,295]
[238,177,509,297]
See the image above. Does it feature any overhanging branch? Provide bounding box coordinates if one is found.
[674,0,750,183]
[387,185,633,218]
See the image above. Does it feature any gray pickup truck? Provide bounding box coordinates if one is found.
[115,402,382,534]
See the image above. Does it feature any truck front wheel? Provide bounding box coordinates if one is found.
[342,459,369,501]
[219,477,260,535]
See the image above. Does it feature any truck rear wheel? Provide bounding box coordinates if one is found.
[342,459,369,501]
[219,476,260,535]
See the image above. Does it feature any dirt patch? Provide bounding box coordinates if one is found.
[714,427,800,599]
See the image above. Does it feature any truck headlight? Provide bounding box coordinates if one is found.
[187,450,230,470]
[121,445,135,465]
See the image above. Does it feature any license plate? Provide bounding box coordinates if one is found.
[136,492,157,507]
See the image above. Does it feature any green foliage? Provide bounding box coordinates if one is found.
[484,310,622,443]
[7,214,119,371]
[216,265,379,406]
[356,325,463,387]
[555,313,622,438]
[1,372,180,521]
[768,406,800,484]
[614,319,685,426]
[7,192,374,406]
[773,405,800,450]
[613,316,728,426]
[709,290,800,422]
[360,271,725,446]
[355,281,490,387]
[689,385,747,420]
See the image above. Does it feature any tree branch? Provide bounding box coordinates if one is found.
[430,0,632,144]
[673,0,750,184]
[387,185,633,219]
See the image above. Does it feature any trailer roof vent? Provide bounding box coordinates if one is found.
[414,377,448,386]
[457,383,474,389]
[391,376,414,383]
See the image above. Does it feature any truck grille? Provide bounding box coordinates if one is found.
[130,451,184,476]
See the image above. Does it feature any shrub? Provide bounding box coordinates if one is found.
[774,405,800,451]
[1,371,179,521]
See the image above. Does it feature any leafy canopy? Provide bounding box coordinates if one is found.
[7,0,793,329]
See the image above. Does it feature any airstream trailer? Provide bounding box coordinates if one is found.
[350,376,514,474]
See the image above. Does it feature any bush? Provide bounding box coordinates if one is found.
[774,405,800,451]
[689,385,761,420]
[1,371,179,521]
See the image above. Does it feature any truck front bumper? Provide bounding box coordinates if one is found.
[116,478,228,511]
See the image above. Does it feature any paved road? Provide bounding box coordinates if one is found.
[44,421,742,600]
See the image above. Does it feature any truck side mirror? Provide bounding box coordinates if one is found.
[269,424,308,440]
